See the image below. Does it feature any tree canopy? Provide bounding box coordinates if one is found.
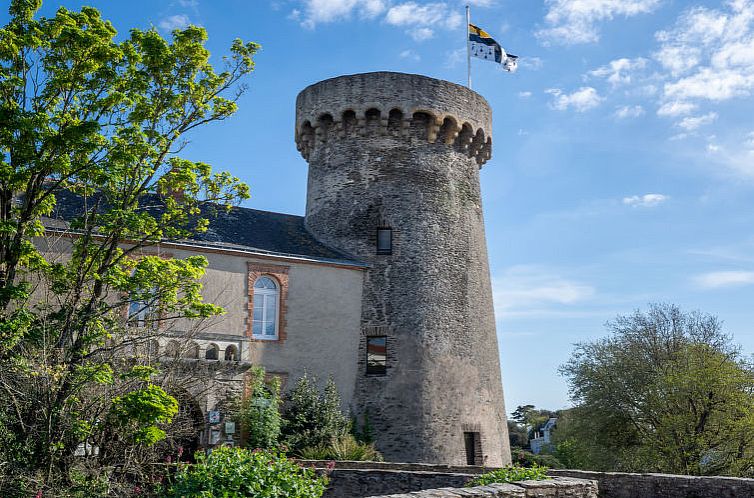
[0,0,257,493]
[557,303,754,476]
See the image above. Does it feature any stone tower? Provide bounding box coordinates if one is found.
[295,72,511,466]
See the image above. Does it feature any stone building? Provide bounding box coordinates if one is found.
[49,71,511,466]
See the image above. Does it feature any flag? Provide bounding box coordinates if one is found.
[468,23,518,72]
[468,24,505,63]
[503,54,518,73]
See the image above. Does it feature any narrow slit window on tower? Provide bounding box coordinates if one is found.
[376,227,392,255]
[366,336,387,375]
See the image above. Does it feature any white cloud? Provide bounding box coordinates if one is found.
[537,0,661,45]
[399,49,421,61]
[518,91,532,98]
[176,0,198,7]
[677,112,718,131]
[467,0,495,6]
[589,58,648,87]
[614,105,645,119]
[656,1,754,113]
[657,101,697,117]
[410,26,435,41]
[664,68,754,102]
[520,57,543,70]
[158,14,191,32]
[746,131,754,148]
[492,266,595,317]
[622,193,669,207]
[385,2,462,30]
[444,48,465,68]
[546,87,604,112]
[692,271,754,289]
[295,0,386,28]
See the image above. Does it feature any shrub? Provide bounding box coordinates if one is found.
[298,434,383,461]
[467,464,550,486]
[164,447,327,498]
[282,375,350,452]
[235,367,282,449]
[510,447,564,468]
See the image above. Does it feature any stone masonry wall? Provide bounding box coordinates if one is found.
[295,71,510,466]
[549,470,754,498]
[362,477,598,498]
[304,461,754,498]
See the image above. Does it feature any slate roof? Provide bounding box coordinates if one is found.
[45,190,363,267]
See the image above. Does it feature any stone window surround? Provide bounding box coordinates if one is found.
[247,262,289,343]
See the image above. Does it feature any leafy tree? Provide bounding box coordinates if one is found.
[281,374,350,453]
[236,367,282,450]
[559,303,754,476]
[509,405,558,450]
[0,0,257,492]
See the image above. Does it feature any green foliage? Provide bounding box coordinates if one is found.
[111,383,179,445]
[298,434,383,462]
[236,367,282,450]
[467,464,550,486]
[0,0,258,491]
[165,447,327,498]
[510,447,564,469]
[559,303,754,476]
[281,374,350,453]
[507,420,529,449]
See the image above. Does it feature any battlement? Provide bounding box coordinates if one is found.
[295,72,493,166]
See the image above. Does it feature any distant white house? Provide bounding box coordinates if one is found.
[530,417,558,454]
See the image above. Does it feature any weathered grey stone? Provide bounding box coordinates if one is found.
[296,71,510,466]
[363,478,594,498]
[549,469,754,498]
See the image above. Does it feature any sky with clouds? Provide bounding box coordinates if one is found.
[9,0,754,413]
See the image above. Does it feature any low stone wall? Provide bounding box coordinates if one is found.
[298,461,596,498]
[321,469,473,497]
[549,470,754,498]
[366,477,599,497]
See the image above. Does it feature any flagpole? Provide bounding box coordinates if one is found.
[466,4,471,89]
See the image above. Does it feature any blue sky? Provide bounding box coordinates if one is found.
[10,0,754,413]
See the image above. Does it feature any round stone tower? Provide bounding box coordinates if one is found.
[295,72,511,466]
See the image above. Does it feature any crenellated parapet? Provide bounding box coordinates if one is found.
[295,72,493,167]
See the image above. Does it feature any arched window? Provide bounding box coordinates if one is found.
[205,343,219,360]
[252,276,279,340]
[225,345,238,361]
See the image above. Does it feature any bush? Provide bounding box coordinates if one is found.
[298,434,383,461]
[164,447,327,498]
[282,375,350,452]
[236,367,282,449]
[467,463,550,486]
[510,447,564,468]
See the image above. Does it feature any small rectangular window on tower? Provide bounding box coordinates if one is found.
[464,431,483,465]
[376,227,392,255]
[366,336,387,375]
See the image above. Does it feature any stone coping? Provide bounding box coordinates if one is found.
[364,477,598,497]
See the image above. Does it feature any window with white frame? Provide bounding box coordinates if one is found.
[128,287,157,328]
[252,276,279,340]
